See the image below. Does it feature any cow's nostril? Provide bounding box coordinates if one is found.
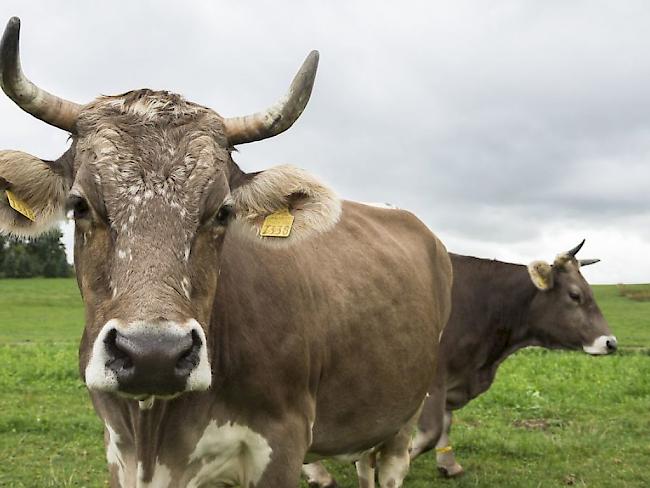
[606,338,618,352]
[176,329,202,374]
[104,328,133,371]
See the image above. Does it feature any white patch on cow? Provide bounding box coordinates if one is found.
[117,249,127,260]
[184,246,191,261]
[144,189,154,200]
[85,319,211,393]
[85,319,121,391]
[106,423,126,487]
[137,459,172,488]
[186,421,272,487]
[139,397,155,410]
[181,277,191,300]
[583,335,617,355]
[184,319,212,392]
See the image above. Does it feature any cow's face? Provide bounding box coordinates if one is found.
[527,242,616,355]
[70,94,236,398]
[0,19,335,400]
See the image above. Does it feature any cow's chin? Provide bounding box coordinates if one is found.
[582,335,618,355]
[84,318,213,397]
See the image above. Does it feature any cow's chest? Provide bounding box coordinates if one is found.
[106,420,273,487]
[182,420,273,487]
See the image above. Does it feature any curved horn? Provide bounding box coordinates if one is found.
[0,17,82,131]
[223,50,319,145]
[579,258,600,267]
[566,239,585,258]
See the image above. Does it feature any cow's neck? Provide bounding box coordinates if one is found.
[464,258,540,372]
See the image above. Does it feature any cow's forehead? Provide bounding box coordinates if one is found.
[72,90,232,225]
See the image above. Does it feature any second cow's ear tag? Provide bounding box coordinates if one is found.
[260,208,294,237]
[5,190,36,221]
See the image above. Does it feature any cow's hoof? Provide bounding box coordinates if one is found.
[437,463,465,478]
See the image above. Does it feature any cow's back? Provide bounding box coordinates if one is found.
[214,201,452,457]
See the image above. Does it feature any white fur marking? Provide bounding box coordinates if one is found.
[106,423,126,487]
[583,335,617,355]
[186,421,273,487]
[137,459,172,488]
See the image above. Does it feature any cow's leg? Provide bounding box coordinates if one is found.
[254,418,312,488]
[435,410,464,477]
[410,367,446,460]
[410,394,444,459]
[375,404,422,488]
[302,461,338,488]
[355,451,376,488]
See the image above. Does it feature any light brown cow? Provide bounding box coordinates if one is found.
[0,18,452,487]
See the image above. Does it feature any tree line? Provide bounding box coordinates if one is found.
[0,228,72,278]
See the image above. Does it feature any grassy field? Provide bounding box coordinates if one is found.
[0,279,649,487]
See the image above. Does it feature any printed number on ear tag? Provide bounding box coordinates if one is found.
[260,208,294,238]
[5,190,36,221]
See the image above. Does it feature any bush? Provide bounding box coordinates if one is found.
[0,228,72,278]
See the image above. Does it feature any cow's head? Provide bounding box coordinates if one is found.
[526,239,616,355]
[0,18,340,400]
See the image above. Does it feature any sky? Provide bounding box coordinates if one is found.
[1,1,649,283]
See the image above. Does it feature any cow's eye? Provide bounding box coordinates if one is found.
[569,290,581,302]
[214,204,233,226]
[66,195,91,220]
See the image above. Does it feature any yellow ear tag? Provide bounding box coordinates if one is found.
[5,190,36,222]
[260,208,294,238]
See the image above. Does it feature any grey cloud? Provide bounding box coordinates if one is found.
[1,0,649,282]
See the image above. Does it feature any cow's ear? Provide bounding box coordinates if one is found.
[0,150,68,237]
[527,260,554,291]
[229,165,342,245]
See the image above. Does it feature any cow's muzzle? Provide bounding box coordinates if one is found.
[583,335,617,355]
[85,319,212,396]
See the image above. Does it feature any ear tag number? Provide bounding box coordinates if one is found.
[5,190,36,221]
[260,208,294,238]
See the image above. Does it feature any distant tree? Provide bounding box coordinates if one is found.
[0,228,72,278]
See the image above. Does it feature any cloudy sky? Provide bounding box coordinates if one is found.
[1,1,649,283]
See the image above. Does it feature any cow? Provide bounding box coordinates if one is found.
[304,239,616,486]
[0,17,452,488]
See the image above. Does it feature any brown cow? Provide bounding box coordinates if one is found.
[305,240,616,486]
[0,18,451,487]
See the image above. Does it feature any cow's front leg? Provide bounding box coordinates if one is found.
[255,421,311,488]
[355,451,376,488]
[435,410,464,477]
[302,461,338,488]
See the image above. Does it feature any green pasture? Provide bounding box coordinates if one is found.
[0,279,649,487]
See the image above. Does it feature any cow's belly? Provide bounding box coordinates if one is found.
[307,310,440,455]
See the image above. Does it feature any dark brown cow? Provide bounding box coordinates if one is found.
[305,240,616,487]
[0,18,452,487]
[412,243,616,477]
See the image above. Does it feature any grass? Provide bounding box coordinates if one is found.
[0,279,649,487]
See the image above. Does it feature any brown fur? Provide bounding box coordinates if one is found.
[1,88,453,487]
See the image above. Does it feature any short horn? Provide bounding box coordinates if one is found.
[223,50,319,145]
[579,258,600,267]
[0,17,82,131]
[566,239,585,258]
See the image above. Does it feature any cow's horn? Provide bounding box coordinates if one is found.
[223,50,319,145]
[566,239,585,258]
[0,17,82,132]
[579,258,600,267]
